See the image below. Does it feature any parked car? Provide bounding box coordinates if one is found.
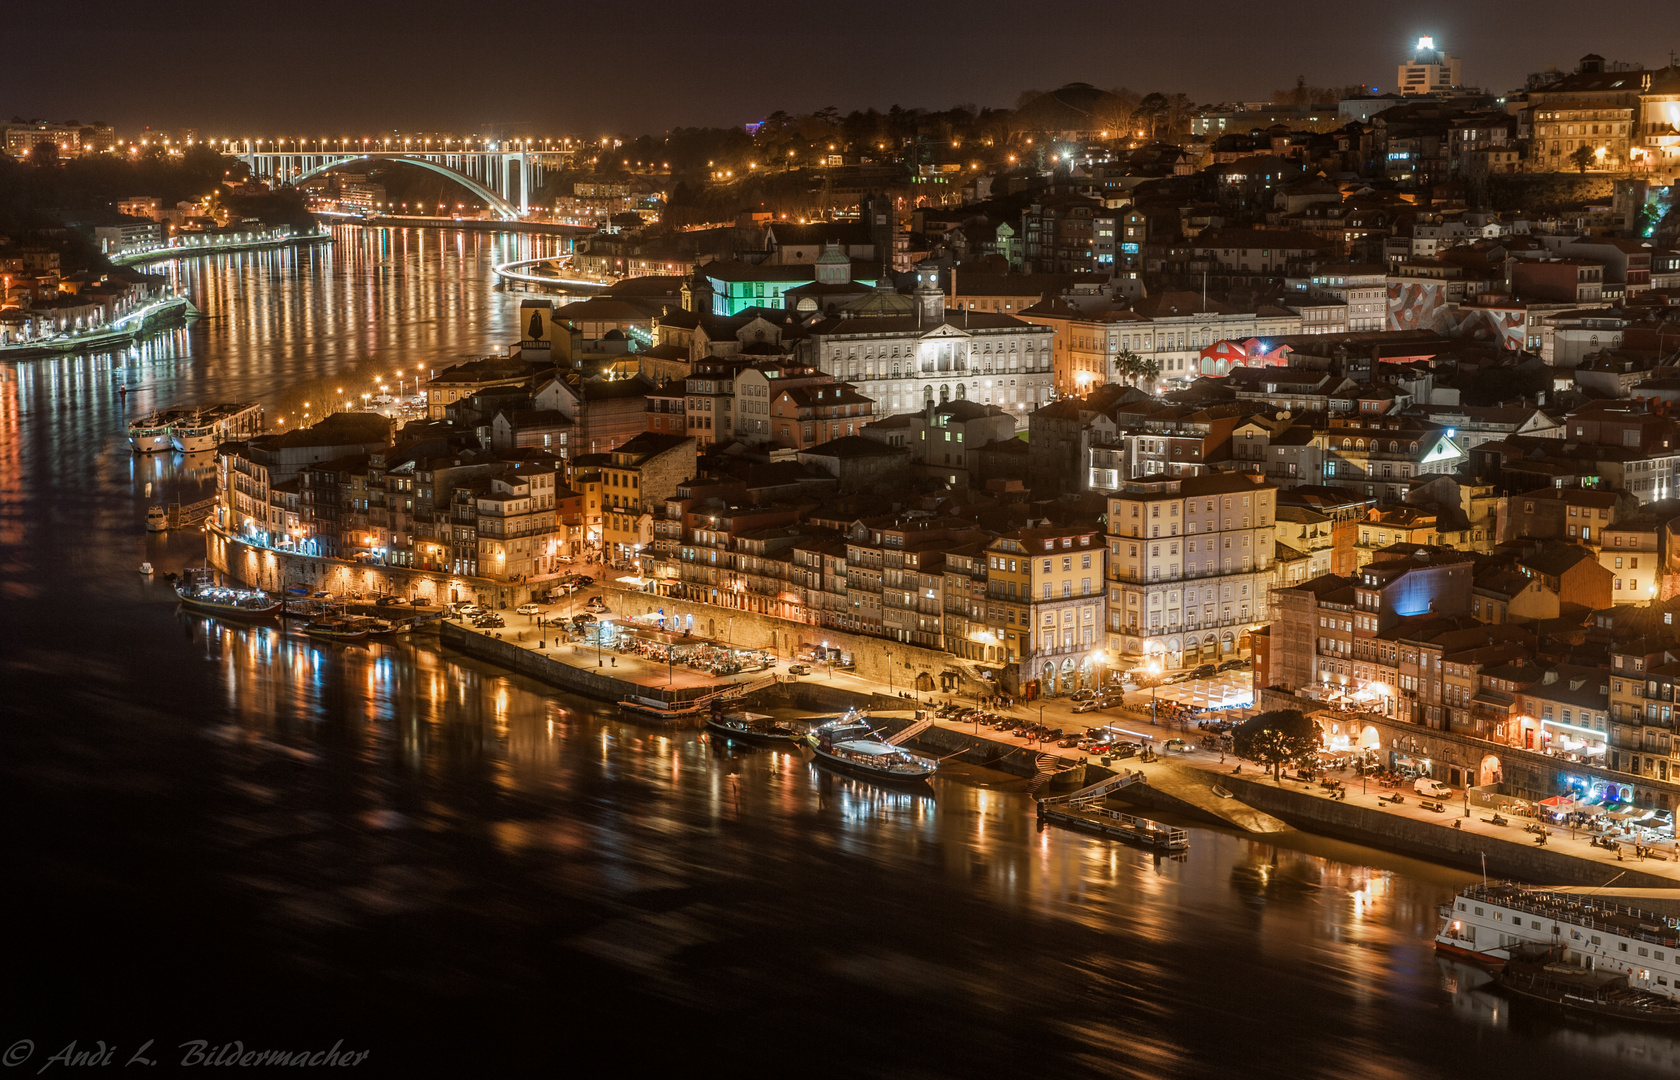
[1070,688,1096,702]
[1072,701,1102,713]
[409,597,430,606]
[575,575,595,586]
[1192,663,1218,679]
[376,595,404,607]
[787,664,810,675]
[1217,658,1249,673]
[457,603,484,616]
[570,613,597,627]
[584,596,607,610]
[516,603,542,616]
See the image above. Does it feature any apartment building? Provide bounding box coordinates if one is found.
[1105,472,1278,670]
[596,432,698,564]
[474,462,561,582]
[984,524,1107,696]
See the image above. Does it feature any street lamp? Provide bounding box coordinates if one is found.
[1147,657,1162,727]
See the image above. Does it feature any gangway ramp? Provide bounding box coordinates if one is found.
[885,718,932,746]
[1038,769,1147,806]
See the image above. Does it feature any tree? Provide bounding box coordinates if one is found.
[1231,709,1319,780]
[1134,93,1169,139]
[1112,349,1161,390]
[1569,145,1596,174]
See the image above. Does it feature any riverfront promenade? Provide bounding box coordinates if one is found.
[448,603,1680,885]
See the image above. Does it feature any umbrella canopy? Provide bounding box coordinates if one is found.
[1539,795,1576,807]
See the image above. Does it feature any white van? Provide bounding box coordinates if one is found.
[1414,777,1452,799]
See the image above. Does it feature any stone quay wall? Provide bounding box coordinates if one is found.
[1204,770,1678,888]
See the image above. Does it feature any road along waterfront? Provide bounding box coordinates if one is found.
[6,225,1680,1076]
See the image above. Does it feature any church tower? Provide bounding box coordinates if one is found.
[913,264,945,325]
[681,264,714,314]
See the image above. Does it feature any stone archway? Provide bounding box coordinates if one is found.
[1221,630,1235,655]
[1060,656,1077,692]
[1042,661,1056,696]
[1360,725,1382,750]
[1479,754,1503,787]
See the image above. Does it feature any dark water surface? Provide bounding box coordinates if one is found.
[4,227,1679,1077]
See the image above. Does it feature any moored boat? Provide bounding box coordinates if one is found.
[1436,881,1680,992]
[146,506,169,532]
[804,714,937,783]
[175,568,281,618]
[169,413,217,453]
[128,414,172,453]
[705,710,802,747]
[303,618,369,642]
[139,562,154,575]
[1496,943,1680,1025]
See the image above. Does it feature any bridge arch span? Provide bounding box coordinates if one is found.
[292,155,521,221]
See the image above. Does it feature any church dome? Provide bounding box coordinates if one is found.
[841,284,914,318]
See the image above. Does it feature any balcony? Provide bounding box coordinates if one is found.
[1110,564,1267,585]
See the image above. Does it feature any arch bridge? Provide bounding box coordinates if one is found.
[239,148,570,221]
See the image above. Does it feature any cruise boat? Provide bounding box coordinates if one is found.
[1497,942,1680,1025]
[705,710,802,747]
[1436,882,1680,1002]
[128,414,172,453]
[145,506,169,532]
[175,568,281,619]
[169,412,218,453]
[804,714,937,783]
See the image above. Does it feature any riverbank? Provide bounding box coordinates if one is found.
[436,606,1680,886]
[110,229,332,266]
[0,295,196,358]
[911,714,1680,888]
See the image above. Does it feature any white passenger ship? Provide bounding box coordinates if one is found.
[127,413,173,453]
[169,412,218,453]
[1437,882,1680,998]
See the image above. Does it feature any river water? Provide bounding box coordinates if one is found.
[3,226,1678,1077]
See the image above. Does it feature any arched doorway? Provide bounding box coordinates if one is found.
[1185,641,1201,665]
[1479,755,1503,787]
[1167,637,1181,668]
[1221,631,1235,655]
[1060,656,1077,692]
[1078,655,1093,690]
[1359,725,1382,750]
[1042,661,1056,696]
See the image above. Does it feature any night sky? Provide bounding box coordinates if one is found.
[7,0,1677,136]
